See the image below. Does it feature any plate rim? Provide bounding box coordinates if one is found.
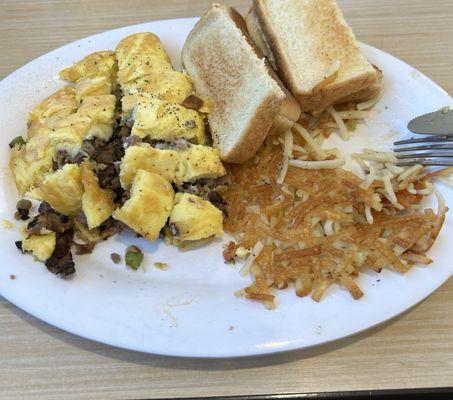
[0,17,452,359]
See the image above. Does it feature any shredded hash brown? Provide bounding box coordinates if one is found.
[223,108,450,309]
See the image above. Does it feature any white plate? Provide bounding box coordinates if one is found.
[0,18,452,358]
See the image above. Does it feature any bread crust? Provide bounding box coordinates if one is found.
[229,6,300,136]
[253,0,380,112]
[336,66,384,104]
[182,4,299,164]
[223,92,282,163]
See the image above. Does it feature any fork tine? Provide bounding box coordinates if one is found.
[395,159,453,166]
[393,133,453,166]
[394,135,453,145]
[393,143,453,152]
[395,152,453,159]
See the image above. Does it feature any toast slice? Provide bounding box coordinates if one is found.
[250,0,382,113]
[182,4,300,163]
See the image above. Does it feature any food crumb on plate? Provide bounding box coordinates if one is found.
[2,219,13,229]
[154,262,169,270]
[125,245,144,270]
[110,253,121,264]
[229,325,234,331]
[10,274,16,280]
[235,246,250,258]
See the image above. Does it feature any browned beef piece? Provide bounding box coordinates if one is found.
[175,176,229,215]
[45,230,75,277]
[27,203,73,235]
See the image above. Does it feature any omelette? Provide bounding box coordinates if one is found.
[9,31,227,275]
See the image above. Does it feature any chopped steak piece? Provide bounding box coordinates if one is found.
[74,241,95,255]
[17,199,32,211]
[75,211,88,226]
[182,95,203,111]
[223,241,237,264]
[208,190,228,216]
[144,137,191,150]
[27,205,73,235]
[97,163,124,202]
[122,134,141,149]
[38,201,53,214]
[81,138,103,158]
[99,218,123,240]
[45,230,75,277]
[94,137,124,165]
[54,149,86,169]
[175,176,229,215]
[15,199,32,220]
[113,125,131,138]
[15,240,23,251]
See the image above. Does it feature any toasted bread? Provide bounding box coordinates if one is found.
[250,0,382,112]
[182,4,300,163]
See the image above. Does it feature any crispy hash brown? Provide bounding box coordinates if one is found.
[223,107,450,309]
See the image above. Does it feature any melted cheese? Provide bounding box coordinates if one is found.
[81,160,116,229]
[120,143,179,189]
[33,164,83,216]
[22,232,56,261]
[113,170,174,241]
[175,145,226,183]
[169,193,223,241]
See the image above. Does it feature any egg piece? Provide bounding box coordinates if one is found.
[75,75,112,102]
[120,143,179,189]
[113,170,174,241]
[175,145,226,184]
[169,193,223,241]
[59,50,117,87]
[46,94,116,144]
[33,164,83,216]
[122,70,192,104]
[28,86,78,126]
[9,134,54,195]
[115,32,173,86]
[22,232,56,261]
[81,160,116,229]
[78,95,117,141]
[130,97,205,144]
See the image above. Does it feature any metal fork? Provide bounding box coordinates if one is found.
[393,108,453,166]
